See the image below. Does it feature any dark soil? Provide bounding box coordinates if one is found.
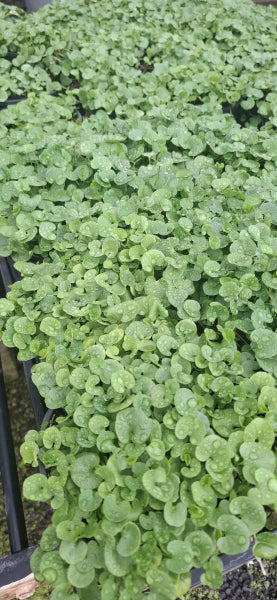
[185,559,277,599]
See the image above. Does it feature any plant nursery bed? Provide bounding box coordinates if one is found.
[1,0,277,598]
[2,255,277,596]
[2,93,277,597]
[1,356,277,600]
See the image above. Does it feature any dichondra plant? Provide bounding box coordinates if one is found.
[1,0,277,598]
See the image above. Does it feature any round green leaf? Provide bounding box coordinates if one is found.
[179,343,200,361]
[243,417,275,451]
[251,372,275,389]
[67,560,95,588]
[146,566,176,599]
[186,530,214,565]
[89,415,109,434]
[56,520,85,542]
[166,540,193,574]
[103,493,131,522]
[251,328,277,359]
[39,222,56,240]
[191,480,217,509]
[116,522,141,556]
[115,407,152,445]
[253,533,277,559]
[78,489,102,512]
[110,370,135,393]
[71,453,100,489]
[142,468,178,503]
[73,406,92,428]
[50,584,77,600]
[141,250,165,272]
[40,317,61,336]
[43,426,61,450]
[164,502,187,527]
[59,540,88,564]
[55,368,70,388]
[40,526,59,552]
[174,388,196,415]
[200,556,223,590]
[61,295,89,317]
[0,298,14,316]
[146,439,165,461]
[70,367,90,390]
[86,540,105,569]
[40,550,65,583]
[104,543,131,576]
[23,474,51,502]
[229,496,266,535]
[195,435,231,471]
[203,260,221,278]
[14,316,36,335]
[175,415,206,444]
[217,515,251,555]
[157,335,178,356]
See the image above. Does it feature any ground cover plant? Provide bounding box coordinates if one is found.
[1,89,277,598]
[2,368,277,600]
[1,0,277,598]
[1,0,277,124]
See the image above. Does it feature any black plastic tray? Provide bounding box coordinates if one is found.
[0,92,82,122]
[0,90,58,111]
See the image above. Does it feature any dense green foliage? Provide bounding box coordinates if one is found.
[1,0,277,123]
[1,0,277,598]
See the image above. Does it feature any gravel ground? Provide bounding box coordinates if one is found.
[185,560,277,599]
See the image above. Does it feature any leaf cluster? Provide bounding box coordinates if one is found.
[0,0,277,125]
[0,0,277,598]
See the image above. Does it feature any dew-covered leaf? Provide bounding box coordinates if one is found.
[103,493,131,522]
[115,407,152,445]
[23,474,51,502]
[59,540,88,565]
[166,540,193,574]
[142,467,179,503]
[70,453,100,489]
[229,496,266,535]
[0,298,14,316]
[40,317,61,336]
[164,502,187,527]
[243,417,275,451]
[253,533,277,560]
[186,530,215,565]
[104,542,131,576]
[67,559,95,588]
[251,329,277,359]
[116,522,141,556]
[217,515,251,555]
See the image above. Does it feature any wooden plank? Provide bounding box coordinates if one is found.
[0,573,47,600]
